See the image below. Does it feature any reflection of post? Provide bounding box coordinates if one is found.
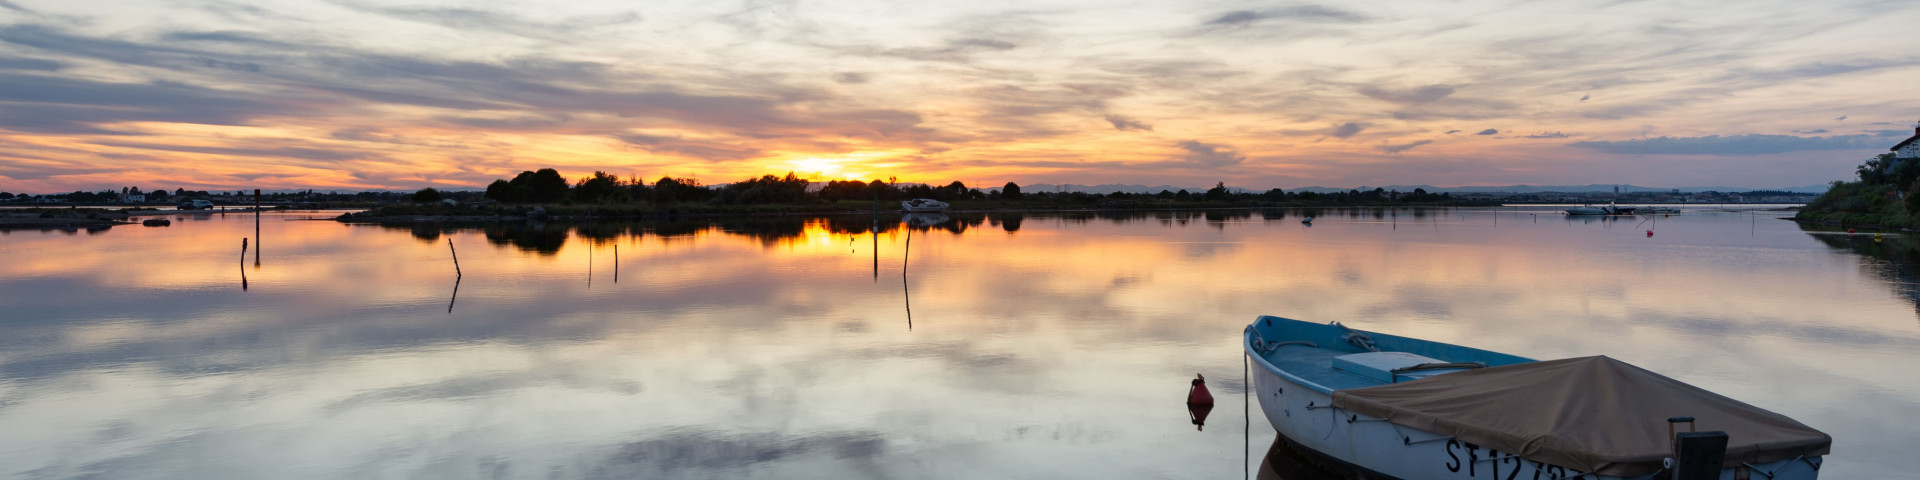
[872,217,879,281]
[447,276,461,314]
[614,244,618,283]
[903,225,912,331]
[240,237,249,291]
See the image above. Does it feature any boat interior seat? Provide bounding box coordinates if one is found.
[1332,351,1476,383]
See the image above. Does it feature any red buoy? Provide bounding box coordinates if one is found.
[1847,228,1856,234]
[1646,230,1654,237]
[1187,374,1214,406]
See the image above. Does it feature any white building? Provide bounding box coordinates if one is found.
[1895,126,1920,159]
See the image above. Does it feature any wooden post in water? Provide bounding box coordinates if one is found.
[448,238,461,278]
[253,189,261,267]
[613,244,618,283]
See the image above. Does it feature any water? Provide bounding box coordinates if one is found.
[0,207,1914,479]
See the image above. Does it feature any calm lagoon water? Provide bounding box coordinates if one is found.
[0,207,1915,479]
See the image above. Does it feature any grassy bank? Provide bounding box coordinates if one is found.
[1794,153,1920,230]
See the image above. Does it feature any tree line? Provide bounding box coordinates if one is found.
[471,169,1462,207]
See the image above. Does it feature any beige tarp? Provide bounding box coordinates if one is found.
[1331,356,1830,476]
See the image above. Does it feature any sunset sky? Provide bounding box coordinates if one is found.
[1,0,1917,193]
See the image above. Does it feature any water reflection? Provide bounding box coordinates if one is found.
[1800,224,1920,319]
[0,208,1916,478]
[1257,436,1351,480]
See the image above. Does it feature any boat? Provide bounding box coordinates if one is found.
[177,199,214,210]
[900,198,948,213]
[1642,206,1681,214]
[1566,201,1636,215]
[1244,315,1830,480]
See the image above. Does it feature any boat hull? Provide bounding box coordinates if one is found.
[1246,324,1820,480]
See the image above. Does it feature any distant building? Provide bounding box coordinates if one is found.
[1895,125,1920,159]
[119,194,145,203]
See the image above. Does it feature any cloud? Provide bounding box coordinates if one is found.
[435,115,570,130]
[1794,129,1828,134]
[90,140,375,163]
[332,4,641,42]
[1835,116,1848,121]
[0,72,290,134]
[1476,129,1498,135]
[1104,114,1153,132]
[616,134,765,161]
[1569,134,1879,155]
[1521,131,1573,138]
[831,72,869,84]
[1329,122,1365,138]
[1174,140,1245,167]
[1377,140,1432,153]
[1444,129,1462,134]
[1579,93,1590,101]
[1202,6,1369,28]
[0,56,62,71]
[1358,85,1455,105]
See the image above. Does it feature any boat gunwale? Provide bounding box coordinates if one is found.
[1244,315,1535,395]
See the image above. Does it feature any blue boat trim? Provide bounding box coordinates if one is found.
[1245,315,1533,395]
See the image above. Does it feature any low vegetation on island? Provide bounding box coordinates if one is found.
[342,168,1491,222]
[1796,153,1920,229]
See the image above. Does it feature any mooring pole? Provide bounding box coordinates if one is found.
[253,189,261,267]
[448,238,461,278]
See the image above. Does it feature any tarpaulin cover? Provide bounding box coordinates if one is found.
[1330,356,1830,476]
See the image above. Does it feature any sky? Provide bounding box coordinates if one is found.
[0,0,1917,193]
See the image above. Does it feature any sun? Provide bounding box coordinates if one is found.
[788,157,842,177]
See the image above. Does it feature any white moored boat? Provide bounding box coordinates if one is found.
[1566,201,1636,215]
[901,198,949,213]
[1245,315,1830,480]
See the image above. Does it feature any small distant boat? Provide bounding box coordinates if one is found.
[900,198,948,213]
[1566,201,1636,215]
[1301,216,1314,224]
[1246,315,1830,480]
[141,219,171,227]
[1642,206,1681,214]
[177,199,214,210]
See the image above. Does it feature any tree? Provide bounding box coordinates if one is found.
[1205,182,1229,201]
[1907,178,1920,214]
[485,179,518,202]
[717,172,812,204]
[1001,182,1023,200]
[942,181,968,200]
[574,171,623,203]
[1857,153,1896,185]
[818,180,872,202]
[1262,188,1286,200]
[525,168,569,203]
[653,176,712,203]
[411,188,443,203]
